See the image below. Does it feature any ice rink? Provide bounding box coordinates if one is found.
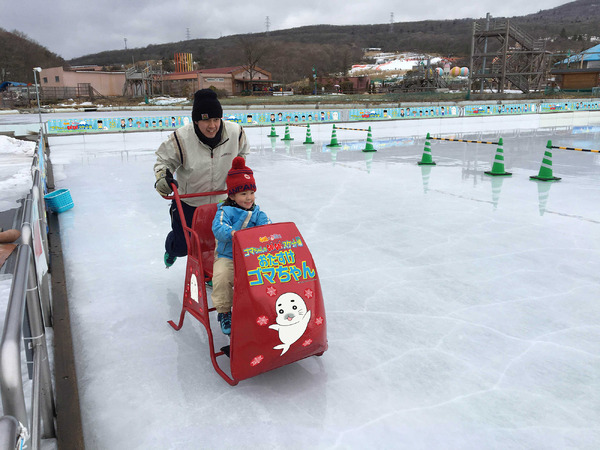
[43,112,600,449]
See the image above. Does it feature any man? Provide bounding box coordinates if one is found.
[154,89,249,268]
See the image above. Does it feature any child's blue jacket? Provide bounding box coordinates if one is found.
[212,204,270,259]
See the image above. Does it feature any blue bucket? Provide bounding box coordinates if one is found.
[44,189,74,213]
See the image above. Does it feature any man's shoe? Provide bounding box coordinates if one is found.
[217,312,232,335]
[164,252,177,268]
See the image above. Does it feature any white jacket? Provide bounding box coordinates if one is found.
[154,120,249,207]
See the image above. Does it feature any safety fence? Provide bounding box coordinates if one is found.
[42,97,600,135]
[421,133,600,183]
[0,131,56,450]
[548,143,600,154]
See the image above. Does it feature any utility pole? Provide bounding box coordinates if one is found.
[265,16,270,36]
[124,38,127,50]
[390,13,394,33]
[186,28,191,40]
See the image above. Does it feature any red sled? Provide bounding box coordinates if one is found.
[165,187,328,385]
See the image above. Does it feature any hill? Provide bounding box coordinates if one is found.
[0,28,65,84]
[1,0,599,87]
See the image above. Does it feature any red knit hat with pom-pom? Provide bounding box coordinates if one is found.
[226,157,256,195]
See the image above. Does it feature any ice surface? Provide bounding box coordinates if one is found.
[5,111,600,448]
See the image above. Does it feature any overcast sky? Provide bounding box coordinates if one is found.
[3,0,570,60]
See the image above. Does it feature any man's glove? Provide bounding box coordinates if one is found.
[154,168,178,196]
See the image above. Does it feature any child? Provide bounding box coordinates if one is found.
[212,157,270,335]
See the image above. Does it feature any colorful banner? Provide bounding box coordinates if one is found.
[350,106,460,120]
[44,100,600,134]
[226,110,342,125]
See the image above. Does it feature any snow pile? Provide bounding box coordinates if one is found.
[0,167,31,211]
[0,135,35,156]
[0,136,35,212]
[350,53,442,74]
[141,96,188,106]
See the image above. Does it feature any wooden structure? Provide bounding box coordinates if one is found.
[469,16,549,94]
[549,68,600,91]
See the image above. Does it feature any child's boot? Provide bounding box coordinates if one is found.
[217,312,232,335]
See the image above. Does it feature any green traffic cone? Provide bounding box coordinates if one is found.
[530,141,561,181]
[418,140,436,165]
[303,124,314,144]
[281,124,294,141]
[267,125,278,138]
[362,126,376,152]
[484,143,512,176]
[326,124,341,147]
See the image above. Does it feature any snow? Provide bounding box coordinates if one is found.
[2,111,600,448]
[0,135,35,211]
[350,52,443,74]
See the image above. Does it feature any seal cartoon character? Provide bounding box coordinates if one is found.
[269,292,311,355]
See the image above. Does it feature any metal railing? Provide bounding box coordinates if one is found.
[0,132,56,450]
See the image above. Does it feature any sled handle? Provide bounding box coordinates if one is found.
[163,187,227,200]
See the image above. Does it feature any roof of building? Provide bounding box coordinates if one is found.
[558,44,600,64]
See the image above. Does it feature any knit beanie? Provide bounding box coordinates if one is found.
[191,89,223,121]
[227,157,256,195]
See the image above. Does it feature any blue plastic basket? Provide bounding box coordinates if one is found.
[44,188,74,213]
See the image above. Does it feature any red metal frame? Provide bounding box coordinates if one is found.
[163,185,327,385]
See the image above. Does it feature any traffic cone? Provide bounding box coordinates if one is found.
[530,141,561,182]
[418,138,436,165]
[267,125,278,138]
[326,124,341,148]
[362,126,376,152]
[303,124,314,144]
[484,138,512,176]
[281,124,294,141]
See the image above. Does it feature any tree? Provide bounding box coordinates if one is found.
[237,36,270,91]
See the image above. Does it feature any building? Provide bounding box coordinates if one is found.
[161,66,273,96]
[551,44,600,91]
[315,76,371,94]
[38,66,126,99]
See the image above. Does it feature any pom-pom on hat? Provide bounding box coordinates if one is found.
[192,89,223,122]
[227,157,256,195]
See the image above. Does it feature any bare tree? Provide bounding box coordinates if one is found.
[237,36,270,91]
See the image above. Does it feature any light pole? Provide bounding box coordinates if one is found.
[33,67,42,127]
